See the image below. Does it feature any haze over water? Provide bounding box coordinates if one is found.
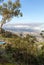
[3,23,44,33]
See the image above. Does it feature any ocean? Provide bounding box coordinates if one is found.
[3,23,44,33]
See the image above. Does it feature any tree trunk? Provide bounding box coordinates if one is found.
[0,23,3,33]
[0,18,6,33]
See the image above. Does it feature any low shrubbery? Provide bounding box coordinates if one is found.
[0,43,44,65]
[0,28,5,34]
[1,29,19,38]
[2,31,12,38]
[0,29,44,65]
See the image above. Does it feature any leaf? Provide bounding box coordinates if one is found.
[0,0,23,27]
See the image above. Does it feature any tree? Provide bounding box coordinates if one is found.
[0,0,3,2]
[40,32,44,38]
[40,33,43,36]
[0,0,22,29]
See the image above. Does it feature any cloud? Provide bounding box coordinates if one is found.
[3,24,44,32]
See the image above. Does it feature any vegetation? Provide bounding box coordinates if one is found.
[40,31,44,38]
[0,30,44,65]
[0,0,22,30]
[0,0,44,65]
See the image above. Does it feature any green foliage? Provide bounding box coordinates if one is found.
[0,0,3,2]
[0,43,43,65]
[0,0,22,27]
[40,32,44,38]
[0,28,5,33]
[2,31,12,38]
[1,31,20,38]
[0,32,44,65]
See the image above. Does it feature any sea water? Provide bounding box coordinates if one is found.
[3,24,44,33]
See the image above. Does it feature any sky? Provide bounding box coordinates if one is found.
[0,0,44,24]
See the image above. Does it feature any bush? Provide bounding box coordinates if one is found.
[2,31,12,38]
[0,28,5,34]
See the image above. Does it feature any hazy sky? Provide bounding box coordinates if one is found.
[0,0,44,24]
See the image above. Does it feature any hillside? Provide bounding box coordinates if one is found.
[0,29,44,65]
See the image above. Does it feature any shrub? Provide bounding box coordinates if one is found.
[0,28,5,34]
[2,31,12,38]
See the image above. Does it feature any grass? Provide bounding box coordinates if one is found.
[0,63,16,65]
